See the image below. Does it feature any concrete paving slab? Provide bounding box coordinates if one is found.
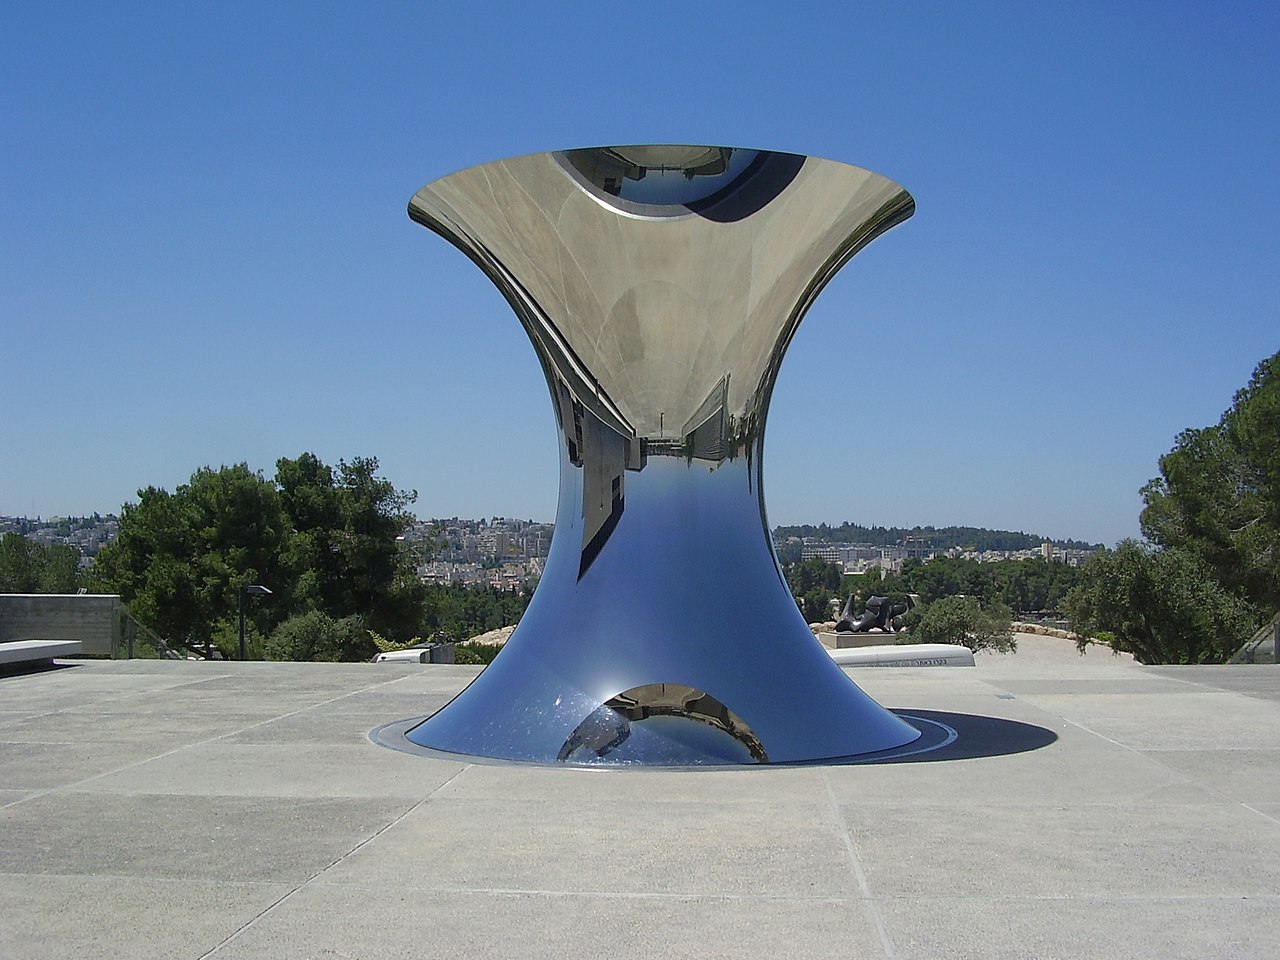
[976,653,1138,679]
[431,759,831,805]
[305,689,454,714]
[0,710,291,746]
[0,789,34,808]
[845,667,999,697]
[50,691,327,719]
[1251,803,1280,824]
[0,740,168,789]
[878,894,1280,960]
[206,885,886,960]
[1147,665,1280,702]
[0,672,205,712]
[223,690,457,745]
[326,795,858,898]
[1025,691,1280,750]
[0,792,412,882]
[987,676,1202,696]
[77,742,465,799]
[822,733,1219,807]
[172,666,391,692]
[846,800,1280,899]
[222,710,420,746]
[1139,748,1280,806]
[372,664,484,690]
[0,875,290,960]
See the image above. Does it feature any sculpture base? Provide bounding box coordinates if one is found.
[818,630,896,649]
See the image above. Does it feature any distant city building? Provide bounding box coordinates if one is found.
[0,514,121,559]
[410,516,553,589]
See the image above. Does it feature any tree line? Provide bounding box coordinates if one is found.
[0,534,83,594]
[773,521,1099,554]
[47,453,531,661]
[84,454,423,659]
[783,555,1079,622]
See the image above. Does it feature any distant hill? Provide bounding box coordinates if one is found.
[772,522,1101,553]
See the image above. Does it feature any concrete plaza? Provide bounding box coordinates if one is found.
[1,636,1278,959]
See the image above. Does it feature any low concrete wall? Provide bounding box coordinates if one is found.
[0,595,126,657]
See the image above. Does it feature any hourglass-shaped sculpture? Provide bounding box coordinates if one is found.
[406,145,920,764]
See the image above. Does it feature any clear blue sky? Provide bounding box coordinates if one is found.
[3,2,1276,546]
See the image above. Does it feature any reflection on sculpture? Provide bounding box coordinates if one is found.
[835,594,917,634]
[405,145,921,764]
[558,684,767,765]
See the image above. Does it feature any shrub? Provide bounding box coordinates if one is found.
[903,595,1016,653]
[211,616,266,660]
[368,630,423,653]
[1063,540,1261,663]
[264,611,372,662]
[452,642,504,665]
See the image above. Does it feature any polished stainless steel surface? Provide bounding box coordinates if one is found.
[406,145,919,764]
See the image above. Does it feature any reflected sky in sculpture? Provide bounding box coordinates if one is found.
[406,146,920,764]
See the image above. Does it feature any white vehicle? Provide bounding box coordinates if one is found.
[371,642,454,664]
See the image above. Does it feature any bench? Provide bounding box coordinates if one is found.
[0,639,84,666]
[828,642,976,668]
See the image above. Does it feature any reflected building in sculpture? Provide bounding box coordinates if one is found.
[405,145,920,764]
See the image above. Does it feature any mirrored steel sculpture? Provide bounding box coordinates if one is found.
[406,145,920,764]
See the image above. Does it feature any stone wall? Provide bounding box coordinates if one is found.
[0,595,125,656]
[1012,621,1082,642]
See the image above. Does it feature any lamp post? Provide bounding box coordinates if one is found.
[238,584,272,661]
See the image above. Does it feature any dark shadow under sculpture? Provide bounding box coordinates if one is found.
[404,145,920,765]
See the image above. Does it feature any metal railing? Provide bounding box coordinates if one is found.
[1228,615,1280,664]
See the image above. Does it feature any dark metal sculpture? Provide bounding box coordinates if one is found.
[404,145,921,764]
[835,594,916,634]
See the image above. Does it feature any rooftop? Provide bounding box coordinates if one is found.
[2,636,1278,959]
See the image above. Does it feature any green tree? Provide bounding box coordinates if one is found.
[3,533,38,592]
[1140,351,1280,617]
[420,583,534,641]
[0,534,83,593]
[39,543,83,592]
[94,453,430,657]
[772,522,1099,553]
[275,453,426,639]
[92,465,288,651]
[903,595,1016,653]
[275,451,345,618]
[264,610,371,662]
[783,558,843,622]
[1063,540,1259,664]
[855,556,1080,614]
[91,486,199,643]
[452,642,505,665]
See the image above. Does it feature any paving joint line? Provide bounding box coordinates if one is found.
[195,764,470,959]
[0,674,410,811]
[821,767,895,959]
[1061,717,1280,829]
